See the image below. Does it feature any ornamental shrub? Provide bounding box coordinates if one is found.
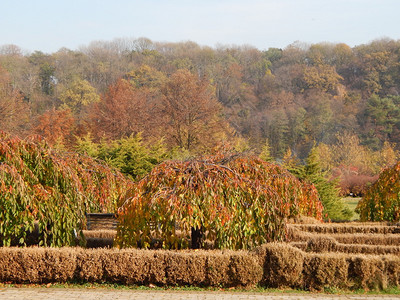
[115,153,323,250]
[0,132,133,247]
[358,161,400,221]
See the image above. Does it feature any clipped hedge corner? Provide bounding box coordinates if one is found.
[253,243,304,288]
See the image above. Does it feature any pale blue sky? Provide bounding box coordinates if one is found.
[1,0,399,53]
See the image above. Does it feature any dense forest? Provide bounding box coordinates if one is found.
[1,37,400,192]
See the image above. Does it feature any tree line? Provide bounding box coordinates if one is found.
[1,37,400,187]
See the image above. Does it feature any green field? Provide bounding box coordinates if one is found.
[342,197,361,221]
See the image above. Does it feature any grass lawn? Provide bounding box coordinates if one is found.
[2,282,400,295]
[342,197,361,221]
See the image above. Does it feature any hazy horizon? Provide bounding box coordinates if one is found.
[1,0,399,54]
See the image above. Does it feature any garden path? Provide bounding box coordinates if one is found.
[0,287,399,300]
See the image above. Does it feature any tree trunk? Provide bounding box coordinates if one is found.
[191,227,204,249]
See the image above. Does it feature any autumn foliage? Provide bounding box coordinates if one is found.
[0,132,133,247]
[160,69,231,152]
[89,79,152,140]
[0,66,29,135]
[358,161,400,221]
[34,108,75,146]
[115,153,323,250]
[334,166,378,196]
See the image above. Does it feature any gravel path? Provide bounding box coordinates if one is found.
[1,287,400,300]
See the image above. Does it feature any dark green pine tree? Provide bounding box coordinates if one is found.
[301,144,353,220]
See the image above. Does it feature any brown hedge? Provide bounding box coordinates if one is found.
[303,253,348,290]
[2,244,400,291]
[334,234,400,246]
[84,238,114,248]
[0,247,76,283]
[306,236,338,252]
[338,244,400,255]
[290,235,400,255]
[290,224,400,234]
[288,227,400,246]
[385,256,400,287]
[348,255,387,290]
[253,243,304,288]
[0,247,261,288]
[101,250,168,285]
[82,230,117,239]
[292,241,400,255]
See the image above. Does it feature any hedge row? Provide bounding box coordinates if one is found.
[326,233,400,246]
[82,230,116,249]
[289,224,400,234]
[2,244,400,290]
[254,244,400,290]
[288,228,400,246]
[82,230,116,239]
[0,247,261,287]
[290,238,400,255]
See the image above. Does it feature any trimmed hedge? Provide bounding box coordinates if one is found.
[253,243,303,288]
[290,224,400,234]
[2,244,400,290]
[288,225,400,255]
[0,247,77,283]
[0,247,261,288]
[291,240,400,255]
[303,253,348,290]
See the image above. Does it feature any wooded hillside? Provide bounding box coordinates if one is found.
[1,38,399,182]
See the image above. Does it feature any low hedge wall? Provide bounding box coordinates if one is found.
[288,227,400,246]
[289,224,400,234]
[291,237,400,255]
[1,243,400,290]
[0,247,261,287]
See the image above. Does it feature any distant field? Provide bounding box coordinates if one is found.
[342,197,361,221]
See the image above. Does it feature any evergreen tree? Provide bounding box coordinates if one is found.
[302,144,353,220]
[76,133,169,180]
[75,133,99,158]
[259,138,273,162]
[281,148,302,177]
[102,134,155,180]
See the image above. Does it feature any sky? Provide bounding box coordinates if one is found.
[1,0,399,53]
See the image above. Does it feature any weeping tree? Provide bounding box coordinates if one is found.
[358,161,400,221]
[0,132,133,247]
[115,153,323,250]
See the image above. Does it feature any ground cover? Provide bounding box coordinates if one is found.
[2,278,400,295]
